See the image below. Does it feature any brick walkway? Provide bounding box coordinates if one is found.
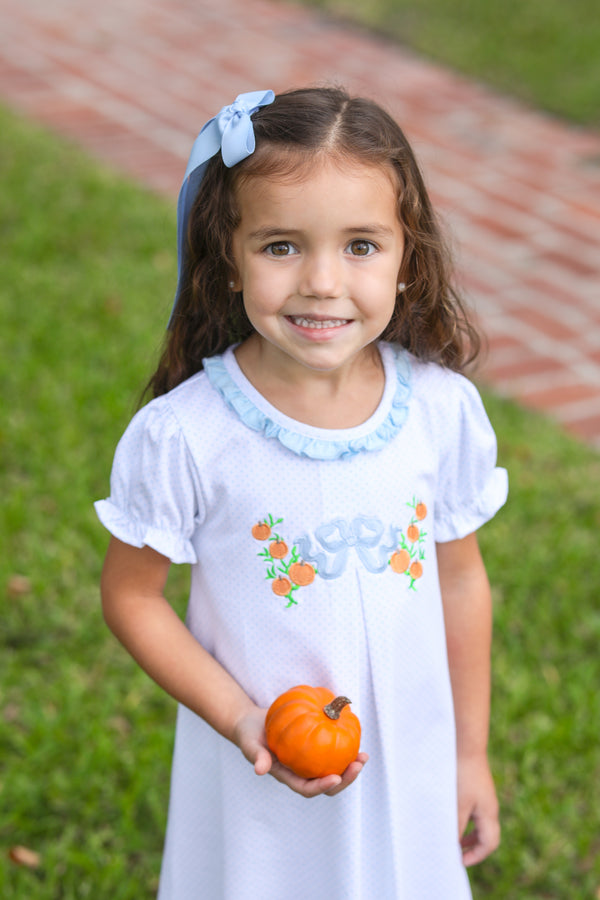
[2,0,600,446]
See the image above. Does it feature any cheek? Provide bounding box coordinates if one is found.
[241,286,280,323]
[244,265,290,305]
[370,280,400,326]
[361,270,399,307]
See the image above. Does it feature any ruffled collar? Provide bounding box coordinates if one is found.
[203,342,411,460]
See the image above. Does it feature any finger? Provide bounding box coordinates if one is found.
[462,840,488,867]
[325,753,369,796]
[300,775,343,797]
[324,766,361,796]
[461,819,500,867]
[268,759,342,797]
[267,751,368,798]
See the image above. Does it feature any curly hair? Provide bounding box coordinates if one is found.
[147,86,480,397]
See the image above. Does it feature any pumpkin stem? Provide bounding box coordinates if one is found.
[323,696,352,720]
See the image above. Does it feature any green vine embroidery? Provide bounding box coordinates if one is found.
[252,514,317,608]
[388,498,428,590]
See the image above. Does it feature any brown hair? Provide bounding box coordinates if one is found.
[148,86,480,397]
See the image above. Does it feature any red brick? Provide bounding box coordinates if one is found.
[565,414,600,444]
[509,307,580,342]
[520,383,600,410]
[484,333,525,353]
[548,251,599,278]
[482,356,564,382]
[520,274,592,309]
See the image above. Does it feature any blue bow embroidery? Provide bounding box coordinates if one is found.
[296,516,403,579]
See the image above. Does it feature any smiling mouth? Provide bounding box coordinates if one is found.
[287,316,351,329]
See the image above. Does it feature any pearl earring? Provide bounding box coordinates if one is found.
[229,281,236,290]
[397,282,406,293]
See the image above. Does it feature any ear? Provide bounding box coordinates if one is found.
[395,268,405,294]
[396,261,409,293]
[228,273,242,292]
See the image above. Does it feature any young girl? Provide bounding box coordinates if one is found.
[96,87,508,899]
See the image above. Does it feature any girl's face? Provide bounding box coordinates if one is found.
[231,158,405,380]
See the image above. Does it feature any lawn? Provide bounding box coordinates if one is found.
[1,106,599,898]
[296,0,600,127]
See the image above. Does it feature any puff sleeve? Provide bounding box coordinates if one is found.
[433,373,508,542]
[95,399,202,564]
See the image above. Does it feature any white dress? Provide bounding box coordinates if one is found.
[95,341,508,900]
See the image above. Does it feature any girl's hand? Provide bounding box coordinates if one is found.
[457,754,500,866]
[234,706,368,798]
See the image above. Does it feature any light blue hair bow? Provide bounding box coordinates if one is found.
[169,89,275,327]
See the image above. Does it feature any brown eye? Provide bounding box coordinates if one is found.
[267,242,292,256]
[348,240,375,256]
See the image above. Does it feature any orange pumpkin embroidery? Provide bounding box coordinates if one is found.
[252,521,272,541]
[272,576,292,596]
[269,539,288,559]
[390,549,410,574]
[406,524,420,542]
[251,514,282,541]
[409,561,423,580]
[289,561,316,586]
[254,514,318,608]
[389,498,428,591]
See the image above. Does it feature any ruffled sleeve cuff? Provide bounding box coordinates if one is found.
[434,466,508,542]
[94,397,202,564]
[428,366,508,541]
[94,498,198,564]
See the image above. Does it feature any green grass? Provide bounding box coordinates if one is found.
[0,106,186,899]
[474,393,600,896]
[1,107,599,898]
[296,0,600,127]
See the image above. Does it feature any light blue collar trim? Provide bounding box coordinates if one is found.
[203,343,412,460]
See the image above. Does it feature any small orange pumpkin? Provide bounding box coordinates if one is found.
[289,561,316,586]
[415,502,427,521]
[265,684,361,779]
[390,549,410,573]
[406,524,420,542]
[252,522,271,541]
[409,560,423,580]
[272,576,292,596]
[269,540,288,559]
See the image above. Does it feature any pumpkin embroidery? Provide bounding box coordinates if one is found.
[253,514,317,608]
[388,498,427,590]
[252,500,428,605]
[289,561,316,586]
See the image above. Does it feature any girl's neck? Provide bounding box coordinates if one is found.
[233,336,386,429]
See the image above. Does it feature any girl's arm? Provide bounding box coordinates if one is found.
[437,532,500,867]
[100,537,366,797]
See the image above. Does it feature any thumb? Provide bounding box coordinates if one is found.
[253,745,273,776]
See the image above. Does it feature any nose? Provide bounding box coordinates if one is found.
[298,251,344,300]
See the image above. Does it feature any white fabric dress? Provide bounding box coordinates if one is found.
[95,341,508,900]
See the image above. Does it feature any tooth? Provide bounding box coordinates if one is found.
[291,316,347,329]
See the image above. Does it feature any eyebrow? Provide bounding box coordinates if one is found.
[247,227,301,241]
[247,224,396,241]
